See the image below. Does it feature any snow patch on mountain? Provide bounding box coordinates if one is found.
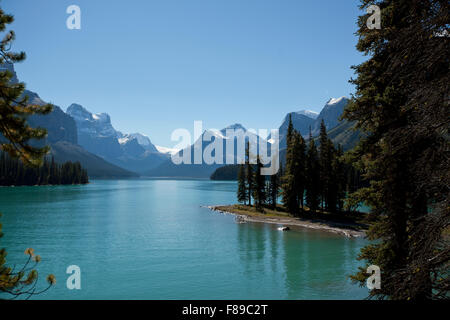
[297,110,319,119]
[119,133,158,152]
[67,104,117,138]
[327,97,348,105]
[155,145,180,155]
[67,104,160,154]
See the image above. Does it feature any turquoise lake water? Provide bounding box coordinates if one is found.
[0,179,368,299]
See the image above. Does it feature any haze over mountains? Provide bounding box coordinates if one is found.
[2,63,360,178]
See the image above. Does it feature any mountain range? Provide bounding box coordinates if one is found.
[145,123,269,178]
[146,97,360,178]
[66,104,169,174]
[26,98,137,178]
[276,96,352,149]
[3,63,361,178]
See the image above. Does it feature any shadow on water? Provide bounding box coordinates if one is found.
[281,229,368,299]
[236,220,369,299]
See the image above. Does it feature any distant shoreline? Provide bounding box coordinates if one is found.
[206,205,367,238]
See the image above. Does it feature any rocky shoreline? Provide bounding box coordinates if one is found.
[205,205,366,238]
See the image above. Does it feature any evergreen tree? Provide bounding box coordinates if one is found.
[0,6,55,298]
[305,130,320,212]
[318,120,332,211]
[237,163,247,204]
[245,141,253,206]
[0,15,52,166]
[252,156,266,211]
[344,0,449,300]
[325,139,338,212]
[268,162,281,210]
[286,114,294,147]
[281,116,299,215]
[292,132,306,211]
[333,144,346,213]
[0,152,89,186]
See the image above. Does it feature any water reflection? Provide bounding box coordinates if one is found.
[237,222,368,299]
[0,179,368,299]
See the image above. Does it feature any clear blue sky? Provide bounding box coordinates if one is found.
[3,0,365,147]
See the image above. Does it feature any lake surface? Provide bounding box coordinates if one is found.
[0,179,368,299]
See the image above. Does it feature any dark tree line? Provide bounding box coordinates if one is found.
[0,152,89,186]
[236,118,366,214]
[281,117,363,216]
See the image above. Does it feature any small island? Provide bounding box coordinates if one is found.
[207,205,368,238]
[209,121,370,238]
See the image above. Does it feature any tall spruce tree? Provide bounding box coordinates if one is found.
[237,163,247,204]
[286,114,294,147]
[0,13,52,166]
[344,0,449,300]
[245,141,254,206]
[281,116,299,215]
[292,132,306,211]
[305,130,320,212]
[268,162,281,210]
[253,156,266,212]
[0,7,56,298]
[325,139,338,212]
[318,120,333,211]
[333,144,346,213]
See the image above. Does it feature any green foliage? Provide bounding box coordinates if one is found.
[333,145,347,212]
[237,164,247,204]
[0,152,89,186]
[282,117,356,216]
[318,120,334,212]
[0,8,53,167]
[0,214,55,299]
[0,6,56,299]
[292,132,306,210]
[305,130,321,212]
[267,163,281,209]
[252,157,266,211]
[344,0,449,300]
[245,142,254,206]
[281,116,301,215]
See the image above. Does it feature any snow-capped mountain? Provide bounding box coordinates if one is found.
[219,123,260,144]
[67,104,117,138]
[277,97,350,148]
[155,145,180,156]
[118,133,158,153]
[66,103,168,173]
[67,103,159,155]
[146,123,270,178]
[297,110,319,120]
[311,97,349,136]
